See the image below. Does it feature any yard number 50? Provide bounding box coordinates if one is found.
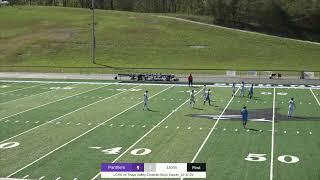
[245,153,299,164]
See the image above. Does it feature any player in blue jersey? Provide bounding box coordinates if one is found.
[241,106,248,129]
[248,84,254,99]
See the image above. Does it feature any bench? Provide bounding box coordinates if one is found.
[117,73,178,82]
[269,73,282,79]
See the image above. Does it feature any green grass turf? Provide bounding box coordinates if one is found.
[193,88,274,180]
[273,88,320,180]
[0,82,39,93]
[0,80,319,180]
[0,84,132,141]
[0,6,320,73]
[0,83,61,103]
[0,83,97,119]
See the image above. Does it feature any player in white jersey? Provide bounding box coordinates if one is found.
[240,81,245,97]
[203,89,212,105]
[288,97,296,118]
[143,90,149,111]
[232,83,236,96]
[203,85,207,98]
[190,89,196,108]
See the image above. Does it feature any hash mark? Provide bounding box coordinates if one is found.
[89,147,102,149]
[22,175,29,178]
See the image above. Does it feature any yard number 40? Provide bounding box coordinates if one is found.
[245,153,299,164]
[94,147,152,156]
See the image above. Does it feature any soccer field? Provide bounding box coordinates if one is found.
[0,80,319,180]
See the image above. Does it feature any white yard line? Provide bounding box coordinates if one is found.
[90,89,203,180]
[0,86,59,105]
[270,88,276,180]
[0,84,98,122]
[0,80,319,90]
[7,85,173,178]
[0,82,21,86]
[0,84,130,144]
[0,83,45,95]
[186,88,240,166]
[310,89,320,107]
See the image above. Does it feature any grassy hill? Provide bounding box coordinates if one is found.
[0,6,320,73]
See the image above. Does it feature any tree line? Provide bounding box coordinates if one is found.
[9,0,320,42]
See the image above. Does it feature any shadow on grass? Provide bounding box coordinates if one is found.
[192,107,203,110]
[148,109,159,112]
[247,128,260,131]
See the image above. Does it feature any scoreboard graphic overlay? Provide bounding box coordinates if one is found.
[101,163,206,178]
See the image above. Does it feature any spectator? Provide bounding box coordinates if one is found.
[188,74,193,87]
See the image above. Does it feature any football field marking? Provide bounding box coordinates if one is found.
[310,89,320,107]
[22,175,29,178]
[1,79,320,90]
[0,84,137,144]
[0,87,59,105]
[90,89,203,180]
[0,83,44,95]
[6,85,173,178]
[270,88,276,180]
[188,88,240,165]
[0,84,102,122]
